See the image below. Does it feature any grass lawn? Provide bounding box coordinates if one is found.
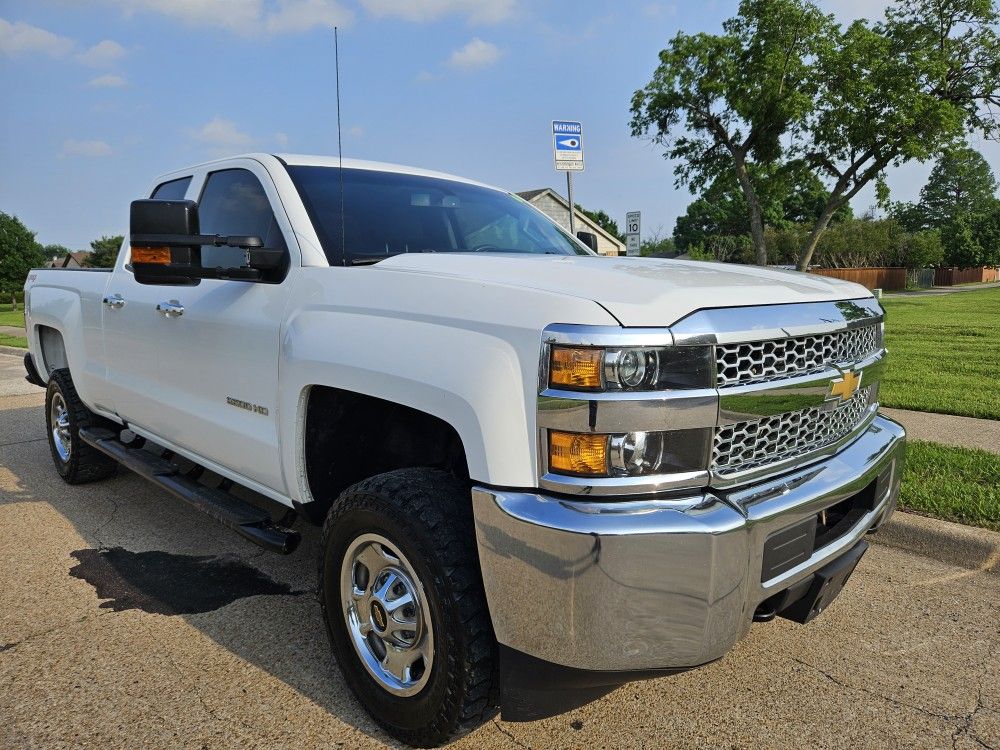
[900,441,1000,531]
[0,333,27,348]
[880,288,1000,420]
[0,308,25,327]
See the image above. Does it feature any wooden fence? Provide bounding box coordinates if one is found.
[808,267,907,291]
[934,267,1000,286]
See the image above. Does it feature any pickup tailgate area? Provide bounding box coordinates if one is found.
[25,268,113,412]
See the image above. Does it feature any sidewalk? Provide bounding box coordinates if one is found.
[0,325,26,337]
[881,407,1000,454]
[885,281,1000,297]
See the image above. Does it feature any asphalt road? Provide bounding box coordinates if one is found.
[1,351,997,750]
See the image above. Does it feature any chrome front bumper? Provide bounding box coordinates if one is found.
[472,414,905,672]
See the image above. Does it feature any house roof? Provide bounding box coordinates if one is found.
[515,188,625,250]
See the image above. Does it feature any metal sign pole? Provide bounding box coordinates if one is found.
[567,172,575,236]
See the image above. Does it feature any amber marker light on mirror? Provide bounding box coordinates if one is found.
[550,347,603,389]
[548,431,609,476]
[131,247,171,264]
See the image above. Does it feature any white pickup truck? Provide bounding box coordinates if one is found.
[23,153,905,747]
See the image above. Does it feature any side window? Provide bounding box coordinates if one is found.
[151,176,192,200]
[197,169,286,268]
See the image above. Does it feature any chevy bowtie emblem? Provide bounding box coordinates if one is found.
[828,370,862,403]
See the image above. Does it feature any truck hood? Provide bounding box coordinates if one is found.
[372,254,872,327]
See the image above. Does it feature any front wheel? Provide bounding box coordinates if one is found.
[318,468,497,747]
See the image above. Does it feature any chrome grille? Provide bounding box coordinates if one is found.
[715,324,880,388]
[712,385,877,475]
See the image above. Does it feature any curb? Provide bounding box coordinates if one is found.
[872,510,1000,575]
[0,345,28,357]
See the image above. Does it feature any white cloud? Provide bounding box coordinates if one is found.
[274,131,289,147]
[87,73,127,88]
[447,37,501,70]
[77,39,127,66]
[360,0,514,24]
[348,125,364,137]
[415,69,435,82]
[191,117,255,152]
[0,18,73,58]
[265,0,352,33]
[113,0,352,35]
[60,139,113,158]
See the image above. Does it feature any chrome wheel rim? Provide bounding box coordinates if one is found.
[340,533,434,696]
[50,392,72,463]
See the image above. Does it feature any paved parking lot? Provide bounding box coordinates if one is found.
[1,352,997,749]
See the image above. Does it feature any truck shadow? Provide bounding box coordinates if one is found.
[0,402,411,748]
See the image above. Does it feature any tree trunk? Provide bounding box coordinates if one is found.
[733,158,768,266]
[796,201,840,271]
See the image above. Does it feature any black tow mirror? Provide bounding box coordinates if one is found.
[129,199,282,284]
[576,231,599,253]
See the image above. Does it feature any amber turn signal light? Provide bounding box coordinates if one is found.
[550,347,603,389]
[131,246,171,264]
[548,430,608,476]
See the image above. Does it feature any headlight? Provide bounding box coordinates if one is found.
[548,428,713,477]
[549,345,713,391]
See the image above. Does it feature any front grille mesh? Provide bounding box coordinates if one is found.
[715,324,879,388]
[712,385,876,475]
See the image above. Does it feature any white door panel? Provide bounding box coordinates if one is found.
[104,160,295,495]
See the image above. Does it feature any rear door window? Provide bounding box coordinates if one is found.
[151,176,192,200]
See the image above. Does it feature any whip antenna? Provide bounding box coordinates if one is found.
[335,26,345,261]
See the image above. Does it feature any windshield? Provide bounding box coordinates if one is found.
[286,166,593,264]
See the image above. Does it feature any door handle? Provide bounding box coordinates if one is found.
[156,300,184,318]
[102,294,126,309]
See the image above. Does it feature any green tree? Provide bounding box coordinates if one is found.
[919,145,998,226]
[969,202,1000,266]
[796,0,1000,270]
[574,205,625,241]
[630,0,832,265]
[899,229,945,268]
[632,0,1000,270]
[0,212,44,307]
[85,235,124,268]
[639,226,677,256]
[673,162,850,250]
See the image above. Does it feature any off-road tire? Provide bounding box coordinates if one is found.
[318,468,498,747]
[45,368,119,484]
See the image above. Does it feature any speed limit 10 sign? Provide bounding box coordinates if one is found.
[625,211,640,256]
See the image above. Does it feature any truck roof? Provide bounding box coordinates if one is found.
[154,153,500,192]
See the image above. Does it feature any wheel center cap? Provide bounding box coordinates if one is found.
[370,600,388,632]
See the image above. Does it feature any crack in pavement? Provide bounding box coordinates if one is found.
[950,639,999,750]
[0,610,115,654]
[493,720,531,749]
[0,437,47,447]
[163,650,261,741]
[794,656,998,749]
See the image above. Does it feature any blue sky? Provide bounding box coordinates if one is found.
[2,0,998,250]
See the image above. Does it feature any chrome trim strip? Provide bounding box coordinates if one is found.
[671,298,884,346]
[538,468,710,496]
[538,388,718,433]
[542,323,674,348]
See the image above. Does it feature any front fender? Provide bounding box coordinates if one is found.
[275,269,619,503]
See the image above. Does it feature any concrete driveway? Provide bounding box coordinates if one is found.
[1,352,997,749]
